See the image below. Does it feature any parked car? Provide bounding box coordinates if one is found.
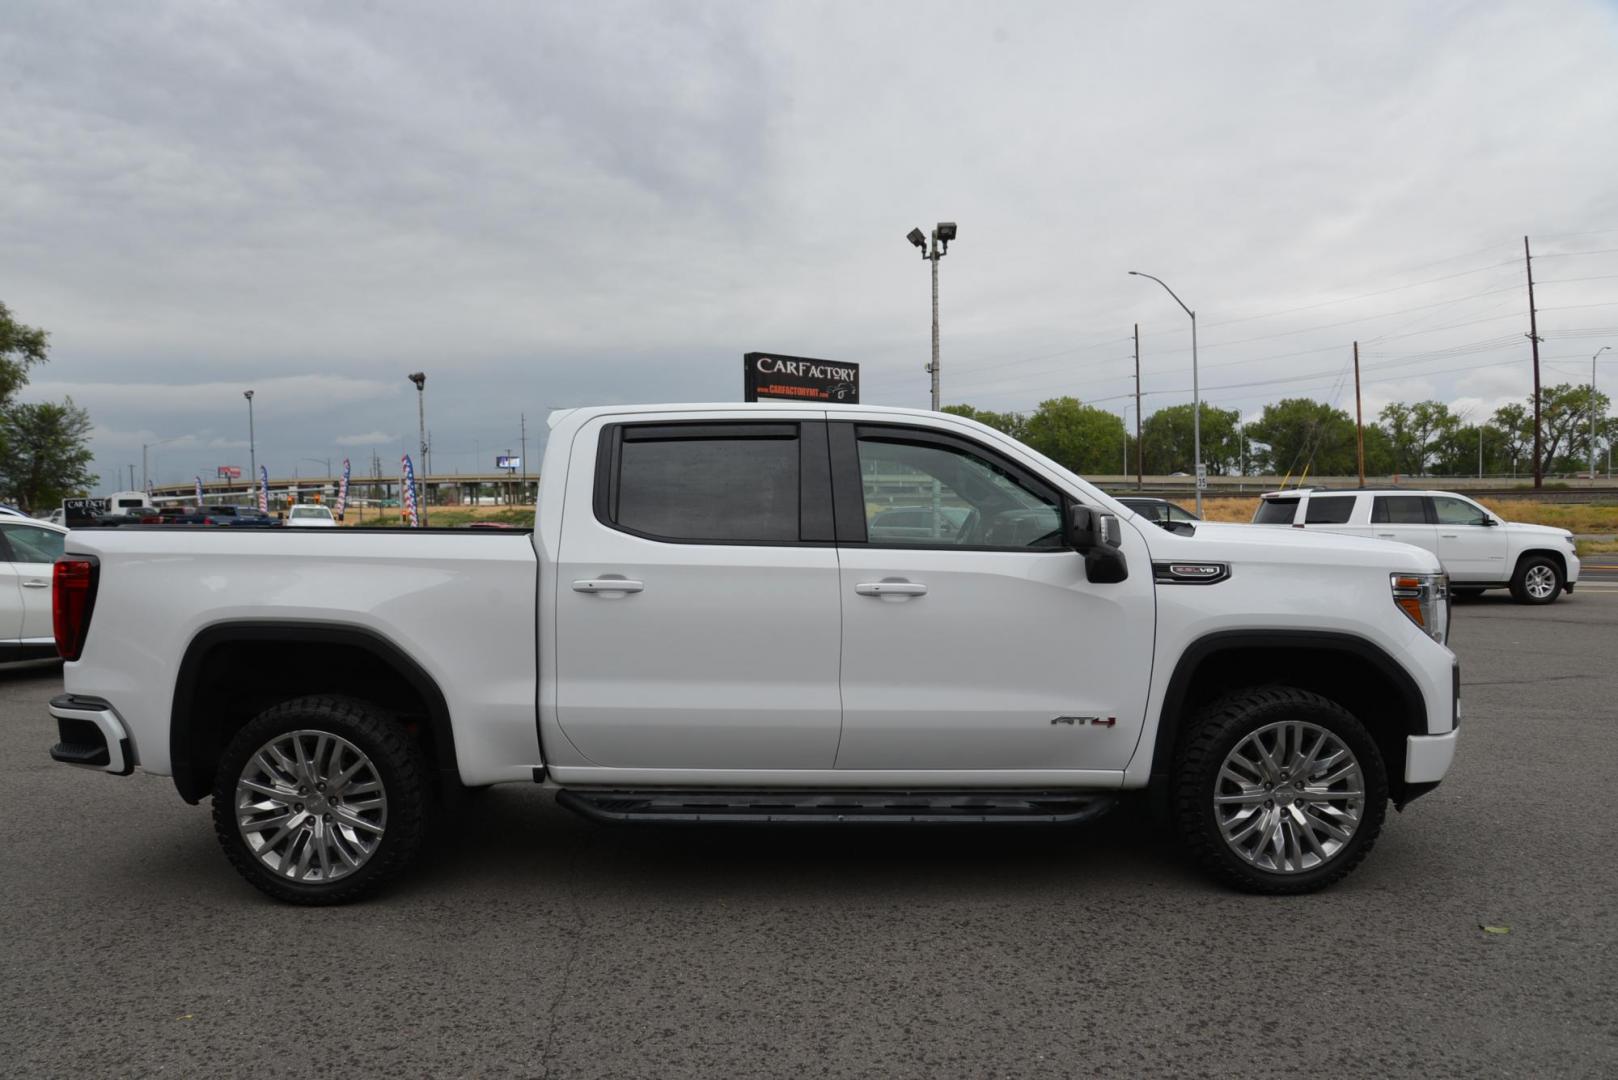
[49,403,1458,904]
[1118,497,1200,531]
[1253,487,1580,604]
[198,505,279,527]
[0,504,29,519]
[867,504,973,542]
[285,504,337,527]
[1,516,68,660]
[45,509,67,527]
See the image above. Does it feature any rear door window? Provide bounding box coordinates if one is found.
[1372,496,1432,524]
[1253,497,1299,524]
[1304,496,1357,524]
[0,523,66,564]
[598,421,831,545]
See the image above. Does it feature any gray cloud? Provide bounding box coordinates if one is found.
[2,0,1616,491]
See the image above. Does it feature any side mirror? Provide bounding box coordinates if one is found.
[1477,516,1497,527]
[1068,505,1128,583]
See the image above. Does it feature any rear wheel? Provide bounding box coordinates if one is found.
[1174,686,1387,894]
[1509,555,1563,604]
[211,696,427,905]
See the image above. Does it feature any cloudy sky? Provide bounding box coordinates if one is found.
[3,0,1617,491]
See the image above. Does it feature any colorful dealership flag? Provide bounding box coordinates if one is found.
[335,458,351,518]
[258,465,270,513]
[402,454,419,527]
[194,476,204,507]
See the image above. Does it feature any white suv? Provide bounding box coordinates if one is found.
[1254,488,1580,604]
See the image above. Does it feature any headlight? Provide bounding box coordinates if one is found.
[1391,572,1449,644]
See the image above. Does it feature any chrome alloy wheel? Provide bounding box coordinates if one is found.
[1214,721,1364,874]
[1524,564,1558,600]
[235,729,387,883]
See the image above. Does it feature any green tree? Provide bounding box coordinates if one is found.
[942,403,1029,441]
[1491,403,1532,476]
[0,302,98,509]
[0,399,97,511]
[1377,400,1459,475]
[1018,396,1126,476]
[1537,383,1610,474]
[0,300,49,408]
[1139,403,1242,475]
[1245,398,1359,478]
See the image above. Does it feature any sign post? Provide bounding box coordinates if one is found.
[743,353,860,404]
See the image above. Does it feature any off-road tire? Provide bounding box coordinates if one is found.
[1174,685,1388,895]
[212,695,428,905]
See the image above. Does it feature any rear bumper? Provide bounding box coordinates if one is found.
[48,694,133,776]
[1405,729,1457,783]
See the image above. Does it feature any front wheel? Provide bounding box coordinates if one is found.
[1510,555,1563,604]
[211,696,428,905]
[1173,686,1388,894]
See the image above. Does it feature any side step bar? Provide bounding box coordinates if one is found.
[557,789,1117,826]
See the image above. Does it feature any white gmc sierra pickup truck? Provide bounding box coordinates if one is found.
[49,404,1460,903]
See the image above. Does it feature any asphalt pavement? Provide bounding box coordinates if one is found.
[3,595,1616,1079]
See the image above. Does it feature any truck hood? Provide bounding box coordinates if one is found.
[1134,519,1443,574]
[1504,520,1574,541]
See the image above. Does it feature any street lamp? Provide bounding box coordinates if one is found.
[243,390,256,484]
[408,372,428,525]
[1592,346,1610,481]
[1130,270,1203,515]
[906,221,958,411]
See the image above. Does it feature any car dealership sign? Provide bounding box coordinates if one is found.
[743,352,859,404]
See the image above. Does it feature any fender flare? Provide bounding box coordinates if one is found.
[1147,629,1429,789]
[170,620,459,803]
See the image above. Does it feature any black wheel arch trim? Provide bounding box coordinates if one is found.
[170,620,460,804]
[1148,629,1432,790]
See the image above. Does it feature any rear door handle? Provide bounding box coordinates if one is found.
[572,578,644,594]
[855,582,927,597]
[22,580,49,589]
[1376,532,1396,538]
[1440,533,1458,538]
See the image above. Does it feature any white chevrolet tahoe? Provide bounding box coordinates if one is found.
[48,404,1460,903]
[1253,487,1580,604]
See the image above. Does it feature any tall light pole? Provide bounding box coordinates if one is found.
[1130,271,1202,515]
[907,221,957,411]
[243,390,256,483]
[1592,346,1610,481]
[142,434,185,490]
[408,372,428,525]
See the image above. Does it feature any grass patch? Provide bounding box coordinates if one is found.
[341,505,534,528]
[1479,499,1618,534]
[1577,540,1618,555]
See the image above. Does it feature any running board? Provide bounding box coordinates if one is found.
[556,789,1117,826]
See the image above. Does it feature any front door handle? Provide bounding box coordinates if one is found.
[573,578,644,594]
[1376,532,1396,538]
[1440,533,1458,538]
[22,580,49,589]
[855,582,927,597]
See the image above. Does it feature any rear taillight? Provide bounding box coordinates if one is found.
[53,557,99,661]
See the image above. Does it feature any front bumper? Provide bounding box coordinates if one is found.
[1405,729,1458,783]
[48,694,133,776]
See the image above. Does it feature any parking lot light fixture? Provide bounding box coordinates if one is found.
[244,390,256,483]
[408,372,428,525]
[907,221,958,411]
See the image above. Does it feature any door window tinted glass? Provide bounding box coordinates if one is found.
[2,524,65,563]
[1304,496,1356,524]
[1254,498,1299,524]
[857,436,1062,549]
[1432,496,1487,526]
[618,435,799,542]
[1373,496,1429,524]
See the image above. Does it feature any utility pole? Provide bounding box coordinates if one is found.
[1591,347,1610,481]
[1353,341,1366,487]
[520,412,528,504]
[1525,236,1544,489]
[907,222,957,410]
[1133,323,1143,490]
